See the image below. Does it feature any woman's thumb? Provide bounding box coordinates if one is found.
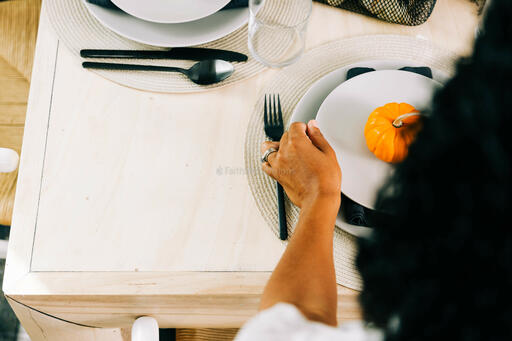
[307,120,334,154]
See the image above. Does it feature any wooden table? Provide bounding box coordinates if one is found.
[3,1,479,339]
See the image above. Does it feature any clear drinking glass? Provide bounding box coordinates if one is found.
[248,0,312,68]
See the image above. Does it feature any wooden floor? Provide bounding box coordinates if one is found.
[0,0,41,226]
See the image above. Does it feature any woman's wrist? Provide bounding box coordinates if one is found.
[301,192,341,215]
[297,194,340,235]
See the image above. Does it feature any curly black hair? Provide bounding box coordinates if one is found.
[356,0,512,340]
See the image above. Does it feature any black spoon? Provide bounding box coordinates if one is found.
[82,59,234,85]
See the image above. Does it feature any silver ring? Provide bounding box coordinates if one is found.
[261,147,278,163]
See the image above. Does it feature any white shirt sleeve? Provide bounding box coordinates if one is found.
[235,303,383,341]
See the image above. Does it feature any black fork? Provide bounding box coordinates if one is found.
[263,94,287,240]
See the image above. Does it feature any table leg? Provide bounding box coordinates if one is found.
[7,297,130,341]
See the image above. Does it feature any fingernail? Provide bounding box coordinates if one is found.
[309,120,318,128]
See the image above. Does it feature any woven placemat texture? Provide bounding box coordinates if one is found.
[245,35,457,290]
[44,0,267,93]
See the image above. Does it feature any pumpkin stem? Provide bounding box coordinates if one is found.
[392,112,422,128]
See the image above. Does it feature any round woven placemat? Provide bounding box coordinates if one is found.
[245,35,457,291]
[44,0,266,93]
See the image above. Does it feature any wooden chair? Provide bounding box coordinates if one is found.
[176,328,239,341]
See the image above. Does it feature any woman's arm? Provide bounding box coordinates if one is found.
[259,196,339,325]
[259,120,341,326]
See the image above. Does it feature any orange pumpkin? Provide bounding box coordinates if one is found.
[364,102,422,163]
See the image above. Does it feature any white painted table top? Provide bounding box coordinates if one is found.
[5,0,478,292]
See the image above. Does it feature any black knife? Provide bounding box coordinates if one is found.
[80,48,248,62]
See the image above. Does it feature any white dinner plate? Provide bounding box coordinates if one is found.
[290,60,447,236]
[111,0,231,24]
[317,70,441,210]
[83,1,249,47]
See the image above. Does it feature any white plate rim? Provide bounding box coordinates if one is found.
[83,1,249,48]
[110,0,231,24]
[290,59,448,237]
[318,70,441,209]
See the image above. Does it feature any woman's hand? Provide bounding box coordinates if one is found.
[261,120,341,209]
[259,121,340,323]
